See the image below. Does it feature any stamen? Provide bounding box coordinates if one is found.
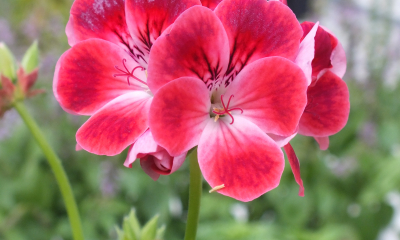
[209,184,225,193]
[212,95,243,124]
[113,59,147,86]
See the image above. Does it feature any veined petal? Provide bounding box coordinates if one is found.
[76,91,152,156]
[283,144,304,197]
[296,22,319,86]
[299,70,350,137]
[125,0,201,66]
[54,39,147,115]
[215,0,302,86]
[66,0,135,51]
[149,77,211,156]
[201,0,222,10]
[224,57,308,136]
[315,136,329,150]
[147,6,230,93]
[198,116,285,202]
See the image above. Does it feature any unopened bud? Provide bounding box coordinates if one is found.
[0,42,16,82]
[21,41,39,74]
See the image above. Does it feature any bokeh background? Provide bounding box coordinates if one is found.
[1,0,400,239]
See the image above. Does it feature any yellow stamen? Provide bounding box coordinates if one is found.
[209,184,225,193]
[145,70,148,78]
[214,115,220,122]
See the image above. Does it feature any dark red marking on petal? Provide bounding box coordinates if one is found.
[298,70,350,137]
[215,0,302,88]
[201,0,223,10]
[113,59,146,86]
[212,94,243,124]
[198,116,285,202]
[283,143,304,197]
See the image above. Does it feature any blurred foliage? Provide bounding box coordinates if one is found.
[1,0,400,239]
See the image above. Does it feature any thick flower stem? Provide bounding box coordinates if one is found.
[184,148,202,240]
[13,101,84,240]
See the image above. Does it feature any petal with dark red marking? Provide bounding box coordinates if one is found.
[66,0,135,51]
[76,91,152,156]
[149,77,211,156]
[147,6,230,93]
[298,70,350,137]
[283,144,304,197]
[125,0,201,65]
[214,0,302,86]
[198,116,285,202]
[54,39,147,115]
[223,57,308,136]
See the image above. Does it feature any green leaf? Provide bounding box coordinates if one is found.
[155,225,165,240]
[0,42,16,81]
[141,214,159,240]
[21,41,39,74]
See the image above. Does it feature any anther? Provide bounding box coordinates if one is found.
[209,184,225,193]
[113,59,147,86]
[212,95,243,124]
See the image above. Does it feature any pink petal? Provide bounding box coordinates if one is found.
[66,0,135,51]
[214,0,302,84]
[224,57,308,136]
[124,129,159,168]
[314,136,329,150]
[140,158,162,181]
[125,0,201,66]
[268,131,297,148]
[296,22,319,86]
[149,77,211,156]
[54,39,147,115]
[201,0,222,10]
[319,25,347,79]
[198,116,285,202]
[147,6,230,93]
[283,144,304,197]
[298,70,350,137]
[76,91,152,156]
[75,143,83,151]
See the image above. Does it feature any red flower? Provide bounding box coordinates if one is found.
[124,130,187,181]
[147,1,308,201]
[54,0,201,156]
[284,22,350,196]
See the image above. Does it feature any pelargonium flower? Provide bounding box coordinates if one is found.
[283,22,350,196]
[147,0,308,201]
[54,0,202,156]
[124,130,187,181]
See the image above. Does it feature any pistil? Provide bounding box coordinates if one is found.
[113,59,147,86]
[212,95,243,124]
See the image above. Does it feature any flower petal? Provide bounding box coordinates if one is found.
[298,70,350,137]
[201,0,222,10]
[319,25,346,79]
[214,0,302,85]
[198,116,285,202]
[224,57,308,136]
[140,158,162,181]
[125,0,201,66]
[147,6,230,93]
[54,39,147,115]
[296,22,319,86]
[149,77,211,156]
[76,91,152,156]
[283,144,304,197]
[66,0,135,51]
[124,129,158,168]
[268,131,297,148]
[315,136,329,150]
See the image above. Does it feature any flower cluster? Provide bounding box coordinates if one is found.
[54,0,349,201]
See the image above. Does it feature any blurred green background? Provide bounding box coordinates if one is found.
[1,0,400,239]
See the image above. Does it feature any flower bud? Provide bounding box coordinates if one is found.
[0,42,16,83]
[21,41,39,74]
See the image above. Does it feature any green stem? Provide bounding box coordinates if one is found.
[13,101,84,240]
[184,148,202,240]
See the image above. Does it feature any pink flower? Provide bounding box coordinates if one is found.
[53,0,201,156]
[124,130,187,181]
[284,22,350,196]
[147,1,308,201]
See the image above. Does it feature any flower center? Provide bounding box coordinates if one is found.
[113,59,147,86]
[212,94,243,124]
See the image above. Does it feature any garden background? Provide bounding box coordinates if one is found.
[1,0,400,239]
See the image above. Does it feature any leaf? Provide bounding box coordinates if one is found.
[141,214,159,240]
[21,41,39,74]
